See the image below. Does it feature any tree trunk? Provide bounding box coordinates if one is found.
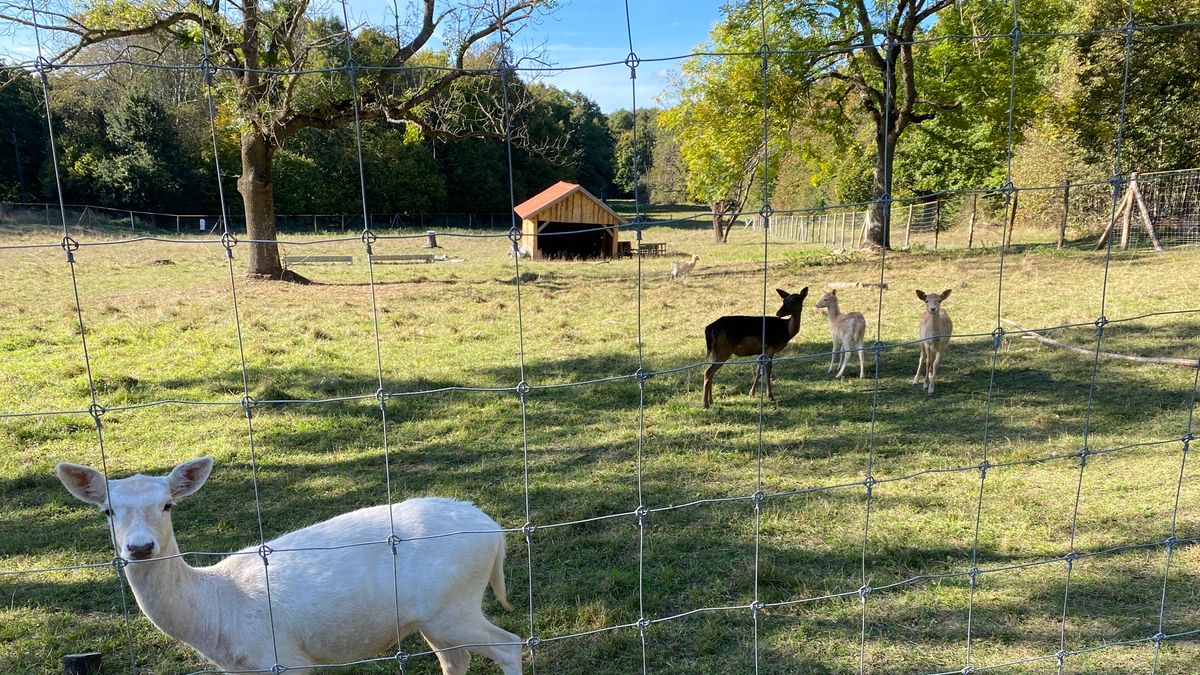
[864,128,897,250]
[237,132,305,282]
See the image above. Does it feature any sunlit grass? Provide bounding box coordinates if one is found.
[1,218,1198,673]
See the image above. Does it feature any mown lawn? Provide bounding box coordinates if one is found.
[1,218,1198,674]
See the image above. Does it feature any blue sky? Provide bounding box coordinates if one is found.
[1,0,729,112]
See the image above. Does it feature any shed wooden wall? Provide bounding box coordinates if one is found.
[520,190,624,258]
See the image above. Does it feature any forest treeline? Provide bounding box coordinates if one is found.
[2,0,1199,222]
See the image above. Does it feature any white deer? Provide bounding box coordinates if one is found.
[814,289,866,379]
[55,457,522,675]
[669,254,700,281]
[913,289,953,395]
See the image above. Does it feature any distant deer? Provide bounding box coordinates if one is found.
[669,254,700,281]
[702,287,809,408]
[914,289,953,395]
[814,289,866,379]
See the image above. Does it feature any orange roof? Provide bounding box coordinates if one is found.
[513,181,627,223]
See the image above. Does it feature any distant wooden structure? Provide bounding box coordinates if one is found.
[1096,172,1165,252]
[514,181,627,260]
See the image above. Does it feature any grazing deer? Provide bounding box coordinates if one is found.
[55,458,522,674]
[669,254,700,281]
[814,289,866,379]
[913,289,953,395]
[702,287,809,408]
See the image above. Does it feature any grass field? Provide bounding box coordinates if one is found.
[1,217,1198,674]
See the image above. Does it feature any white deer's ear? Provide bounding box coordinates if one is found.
[168,457,213,499]
[56,463,108,506]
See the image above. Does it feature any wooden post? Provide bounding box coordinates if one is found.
[1096,188,1131,249]
[1058,179,1070,249]
[341,214,346,232]
[62,652,102,675]
[313,214,318,233]
[933,200,941,250]
[904,203,913,247]
[1119,179,1134,250]
[1004,190,1019,250]
[176,215,180,234]
[967,195,977,249]
[1129,174,1165,252]
[129,210,135,232]
[425,230,440,248]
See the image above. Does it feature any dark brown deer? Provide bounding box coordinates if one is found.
[702,287,809,408]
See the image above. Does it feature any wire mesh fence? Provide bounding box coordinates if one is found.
[2,0,1200,674]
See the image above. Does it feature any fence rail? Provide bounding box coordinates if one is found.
[0,202,514,234]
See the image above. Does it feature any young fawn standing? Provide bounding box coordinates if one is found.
[814,289,867,378]
[913,289,953,395]
[669,254,700,281]
[702,287,808,408]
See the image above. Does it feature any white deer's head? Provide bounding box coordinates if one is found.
[814,290,837,311]
[915,289,951,315]
[56,458,213,561]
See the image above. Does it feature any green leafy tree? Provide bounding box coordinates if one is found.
[1068,0,1200,172]
[0,68,45,202]
[608,107,656,200]
[2,0,551,280]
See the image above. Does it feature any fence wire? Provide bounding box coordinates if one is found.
[2,0,1200,673]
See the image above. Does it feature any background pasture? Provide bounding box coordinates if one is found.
[1,217,1198,673]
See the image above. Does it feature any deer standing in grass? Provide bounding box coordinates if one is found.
[55,457,522,675]
[814,289,866,379]
[702,287,809,408]
[669,254,700,281]
[913,289,953,395]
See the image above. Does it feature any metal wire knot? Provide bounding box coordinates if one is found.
[1093,315,1109,335]
[394,649,410,663]
[241,396,257,418]
[60,235,80,252]
[636,617,651,632]
[961,667,975,675]
[1151,631,1167,645]
[1076,446,1091,467]
[258,544,274,563]
[635,505,648,527]
[977,459,992,479]
[1055,649,1068,665]
[858,585,872,599]
[111,556,128,570]
[525,636,541,651]
[271,663,286,674]
[752,490,767,509]
[624,51,640,73]
[1062,550,1079,567]
[375,388,389,405]
[758,204,774,220]
[507,226,522,244]
[522,521,536,537]
[990,327,1005,351]
[219,231,237,251]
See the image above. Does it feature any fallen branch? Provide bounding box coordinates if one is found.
[1001,319,1198,369]
[827,281,889,290]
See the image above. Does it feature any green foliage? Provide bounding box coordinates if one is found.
[0,69,46,202]
[1067,0,1200,172]
[609,108,657,199]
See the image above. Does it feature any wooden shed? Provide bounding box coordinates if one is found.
[514,181,627,260]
